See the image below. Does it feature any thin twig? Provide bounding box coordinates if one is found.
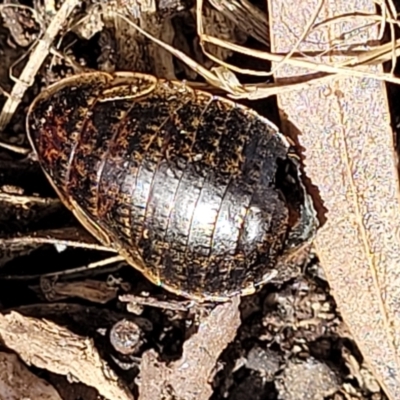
[0,140,30,155]
[0,255,124,281]
[0,0,82,131]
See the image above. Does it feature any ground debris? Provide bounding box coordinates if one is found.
[245,345,282,380]
[0,351,63,400]
[0,0,398,398]
[138,297,241,400]
[276,357,339,400]
[0,311,135,400]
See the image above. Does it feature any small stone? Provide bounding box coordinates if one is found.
[276,357,339,400]
[245,345,282,380]
[110,319,143,355]
[360,367,381,393]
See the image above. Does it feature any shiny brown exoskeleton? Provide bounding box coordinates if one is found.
[26,71,318,301]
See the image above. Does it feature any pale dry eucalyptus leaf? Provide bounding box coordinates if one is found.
[268,0,400,399]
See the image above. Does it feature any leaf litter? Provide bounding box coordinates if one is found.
[0,0,400,399]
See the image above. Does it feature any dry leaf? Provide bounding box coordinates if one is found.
[269,0,400,399]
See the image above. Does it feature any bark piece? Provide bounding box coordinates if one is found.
[138,297,241,400]
[0,351,63,400]
[0,311,134,400]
